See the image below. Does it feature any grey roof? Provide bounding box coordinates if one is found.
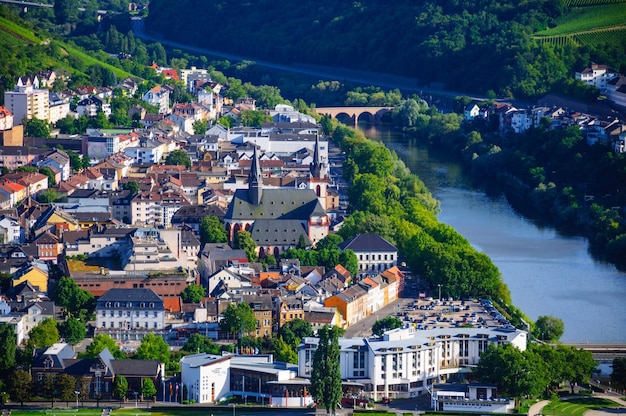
[339,233,397,252]
[180,353,232,368]
[98,288,163,304]
[172,205,226,223]
[249,219,311,246]
[110,359,161,376]
[225,188,325,220]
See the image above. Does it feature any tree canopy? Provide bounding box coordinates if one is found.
[219,302,257,339]
[84,333,125,359]
[533,315,565,342]
[165,149,192,168]
[180,283,206,303]
[199,215,228,244]
[310,326,343,415]
[135,333,170,364]
[372,316,403,337]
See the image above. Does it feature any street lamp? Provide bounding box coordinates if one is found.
[74,390,80,408]
[437,284,442,300]
[134,391,139,408]
[230,403,236,416]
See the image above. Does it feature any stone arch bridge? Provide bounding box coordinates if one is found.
[316,106,394,126]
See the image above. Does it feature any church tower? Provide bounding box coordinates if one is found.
[248,144,263,205]
[308,136,328,207]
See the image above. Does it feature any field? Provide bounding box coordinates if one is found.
[0,15,42,43]
[541,397,618,416]
[533,2,626,47]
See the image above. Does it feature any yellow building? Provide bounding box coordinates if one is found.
[12,261,49,293]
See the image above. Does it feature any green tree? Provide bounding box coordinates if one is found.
[338,250,359,276]
[474,343,548,399]
[219,302,257,339]
[135,333,170,364]
[233,230,257,262]
[81,153,91,169]
[372,316,403,336]
[122,180,140,194]
[240,110,266,127]
[558,345,597,393]
[41,373,56,406]
[24,118,51,138]
[165,149,192,168]
[51,276,95,322]
[9,370,32,405]
[272,337,298,363]
[279,318,313,348]
[57,373,78,407]
[316,234,343,251]
[310,326,342,415]
[38,188,59,203]
[59,317,86,345]
[533,315,565,342]
[38,167,56,186]
[193,119,208,135]
[0,324,16,375]
[141,378,157,400]
[180,283,206,303]
[199,215,228,244]
[182,333,220,354]
[84,333,125,359]
[611,357,626,390]
[67,150,83,172]
[28,317,59,349]
[54,0,78,24]
[113,375,128,400]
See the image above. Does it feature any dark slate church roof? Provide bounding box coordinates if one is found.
[250,219,311,247]
[225,188,325,220]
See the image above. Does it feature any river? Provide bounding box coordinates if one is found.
[361,125,626,344]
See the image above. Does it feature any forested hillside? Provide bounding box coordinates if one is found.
[145,0,626,99]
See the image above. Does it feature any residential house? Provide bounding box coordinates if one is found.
[575,62,619,92]
[62,348,162,399]
[339,233,398,275]
[142,86,170,114]
[76,96,111,118]
[0,214,22,243]
[1,171,48,198]
[32,343,76,380]
[32,231,61,263]
[40,149,71,181]
[0,105,14,130]
[0,147,48,172]
[95,288,165,333]
[0,179,27,207]
[11,259,49,293]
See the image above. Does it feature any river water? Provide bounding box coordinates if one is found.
[361,126,626,344]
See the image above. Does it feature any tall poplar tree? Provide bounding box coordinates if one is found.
[310,326,342,415]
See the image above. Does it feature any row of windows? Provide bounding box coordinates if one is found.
[101,310,158,317]
[359,254,395,261]
[104,301,156,308]
[102,321,159,328]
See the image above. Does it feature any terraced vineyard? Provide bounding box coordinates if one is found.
[534,3,626,46]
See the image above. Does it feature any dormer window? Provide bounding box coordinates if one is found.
[140,302,146,308]
[105,302,111,308]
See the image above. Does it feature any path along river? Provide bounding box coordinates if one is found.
[361,125,626,344]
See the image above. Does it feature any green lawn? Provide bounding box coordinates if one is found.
[535,4,626,36]
[542,397,618,416]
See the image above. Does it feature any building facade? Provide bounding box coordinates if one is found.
[297,326,527,401]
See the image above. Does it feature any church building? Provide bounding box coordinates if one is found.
[223,138,330,258]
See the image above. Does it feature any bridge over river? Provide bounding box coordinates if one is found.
[316,106,394,126]
[565,343,626,362]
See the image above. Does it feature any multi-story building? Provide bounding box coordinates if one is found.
[4,77,49,124]
[339,233,398,275]
[575,63,619,92]
[95,288,165,332]
[298,326,527,401]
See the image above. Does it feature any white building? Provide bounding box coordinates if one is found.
[339,233,398,275]
[0,215,23,243]
[575,63,619,92]
[4,77,49,124]
[298,326,527,401]
[142,86,170,114]
[95,288,165,331]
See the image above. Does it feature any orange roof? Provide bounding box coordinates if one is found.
[164,297,182,313]
[362,277,378,288]
[161,69,180,81]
